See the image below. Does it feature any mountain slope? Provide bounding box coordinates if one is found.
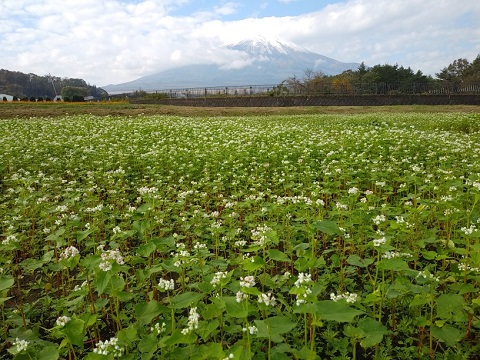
[103,37,360,94]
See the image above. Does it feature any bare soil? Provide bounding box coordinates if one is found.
[1,101,480,119]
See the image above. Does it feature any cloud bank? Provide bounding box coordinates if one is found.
[1,0,479,86]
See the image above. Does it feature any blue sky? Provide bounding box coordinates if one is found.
[167,0,344,19]
[1,0,479,86]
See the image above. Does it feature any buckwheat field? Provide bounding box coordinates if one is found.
[1,113,480,359]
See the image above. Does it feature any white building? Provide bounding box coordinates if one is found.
[0,94,14,101]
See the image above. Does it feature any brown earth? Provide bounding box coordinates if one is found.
[1,101,480,119]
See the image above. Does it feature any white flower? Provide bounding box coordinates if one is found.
[99,261,112,271]
[294,272,312,287]
[330,292,358,303]
[348,187,358,194]
[93,337,124,358]
[12,338,29,352]
[417,271,440,282]
[181,307,200,335]
[258,292,276,307]
[372,214,386,225]
[60,246,79,260]
[151,322,166,335]
[240,276,255,288]
[211,271,228,287]
[158,278,175,291]
[236,291,248,303]
[335,202,348,210]
[242,325,258,335]
[56,315,71,327]
[373,237,387,247]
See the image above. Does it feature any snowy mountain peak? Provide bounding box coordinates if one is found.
[226,36,309,56]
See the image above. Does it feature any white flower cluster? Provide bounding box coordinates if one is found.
[461,224,477,235]
[98,245,125,272]
[181,307,200,335]
[93,337,124,357]
[258,292,276,307]
[151,322,166,335]
[84,204,104,213]
[382,251,413,259]
[137,186,158,195]
[242,325,258,335]
[348,187,359,194]
[294,272,313,306]
[251,224,273,247]
[2,234,19,245]
[335,202,348,211]
[60,246,79,260]
[417,271,440,282]
[112,226,122,235]
[12,338,29,352]
[240,276,255,288]
[236,291,248,303]
[330,292,358,303]
[211,271,228,287]
[222,354,235,360]
[158,278,175,292]
[55,315,71,327]
[171,243,195,268]
[373,237,387,247]
[372,214,386,225]
[458,263,480,273]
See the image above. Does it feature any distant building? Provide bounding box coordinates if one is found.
[84,96,95,102]
[0,93,14,101]
[54,95,63,101]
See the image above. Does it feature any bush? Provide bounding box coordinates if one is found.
[30,96,36,102]
[2,96,7,102]
[21,97,29,102]
[72,95,85,102]
[63,97,71,102]
[37,96,43,102]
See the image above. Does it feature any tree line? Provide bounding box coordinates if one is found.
[281,54,480,95]
[0,70,108,101]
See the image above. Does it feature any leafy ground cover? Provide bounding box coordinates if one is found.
[1,113,480,359]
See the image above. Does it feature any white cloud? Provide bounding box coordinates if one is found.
[1,0,479,86]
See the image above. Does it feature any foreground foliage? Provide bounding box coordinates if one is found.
[1,113,480,359]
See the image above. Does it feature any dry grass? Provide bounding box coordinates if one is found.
[1,101,480,119]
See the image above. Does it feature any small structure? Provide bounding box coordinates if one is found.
[54,95,63,101]
[0,93,14,101]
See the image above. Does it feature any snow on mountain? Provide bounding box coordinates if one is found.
[102,37,360,94]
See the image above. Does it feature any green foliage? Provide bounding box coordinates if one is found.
[1,113,480,359]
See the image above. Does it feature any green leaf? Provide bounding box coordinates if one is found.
[0,275,14,291]
[347,254,374,268]
[161,329,196,346]
[136,242,157,257]
[63,318,85,348]
[138,333,158,353]
[222,296,248,318]
[38,346,60,360]
[254,316,297,343]
[169,292,204,309]
[94,270,112,295]
[314,220,340,235]
[431,325,464,347]
[357,318,388,348]
[135,301,164,325]
[436,294,466,321]
[315,301,364,322]
[377,258,410,271]
[268,249,290,262]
